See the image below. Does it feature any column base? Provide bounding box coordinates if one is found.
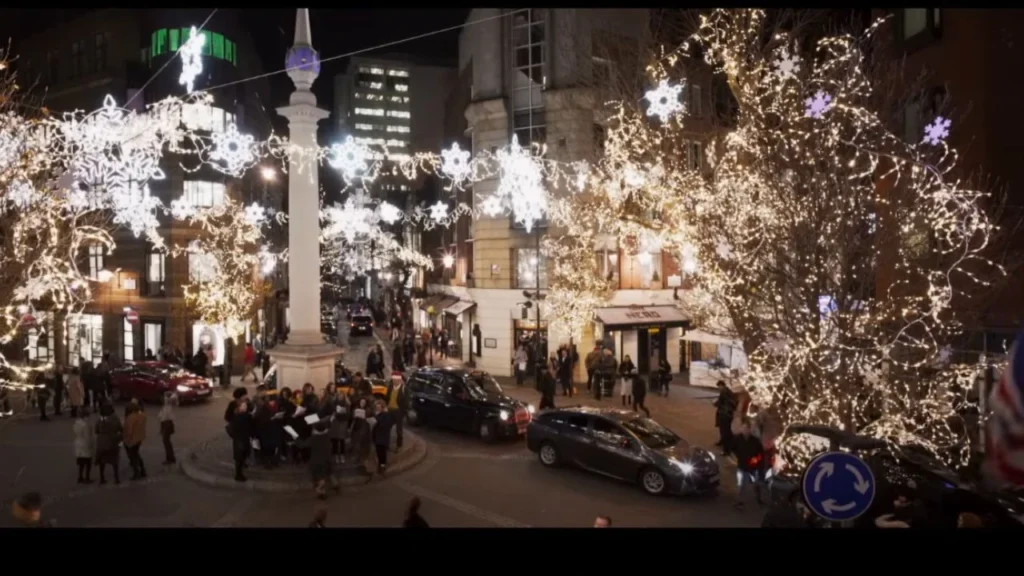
[269,342,343,391]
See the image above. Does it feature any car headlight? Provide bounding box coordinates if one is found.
[176,385,190,393]
[499,410,510,421]
[526,404,536,414]
[671,459,695,476]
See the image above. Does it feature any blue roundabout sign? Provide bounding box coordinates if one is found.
[801,451,876,522]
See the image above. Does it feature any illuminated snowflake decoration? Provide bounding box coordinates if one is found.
[377,201,403,225]
[487,136,548,233]
[480,196,503,217]
[258,245,277,277]
[805,90,834,119]
[327,136,371,182]
[170,197,197,220]
[572,161,589,193]
[324,193,374,243]
[186,240,219,282]
[179,26,206,94]
[209,123,256,176]
[715,238,735,261]
[440,142,472,185]
[643,79,685,123]
[922,116,952,146]
[427,201,449,223]
[6,179,34,209]
[773,47,801,81]
[243,202,267,226]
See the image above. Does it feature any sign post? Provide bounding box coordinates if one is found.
[801,451,876,523]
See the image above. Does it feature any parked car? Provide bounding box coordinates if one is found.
[526,407,720,496]
[110,361,212,404]
[334,363,388,400]
[764,424,1024,528]
[349,313,374,337]
[405,367,534,442]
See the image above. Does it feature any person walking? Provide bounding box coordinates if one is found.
[158,391,177,465]
[631,371,651,417]
[403,497,429,528]
[36,370,51,421]
[513,346,529,387]
[67,368,84,418]
[619,354,635,407]
[657,357,673,397]
[392,341,406,373]
[732,420,765,508]
[557,348,573,398]
[294,420,335,499]
[123,401,148,480]
[229,398,253,482]
[73,406,95,484]
[94,403,123,485]
[242,343,257,383]
[365,347,380,381]
[386,372,409,450]
[538,363,557,410]
[713,380,738,456]
[368,400,396,480]
[584,346,601,394]
[51,366,65,417]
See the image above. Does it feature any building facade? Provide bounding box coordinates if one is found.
[14,9,282,373]
[415,8,718,379]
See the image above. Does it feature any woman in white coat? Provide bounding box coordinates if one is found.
[73,406,96,483]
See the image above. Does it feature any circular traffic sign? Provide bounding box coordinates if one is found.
[801,451,876,522]
[126,310,139,324]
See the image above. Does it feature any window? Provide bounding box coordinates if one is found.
[355,136,386,147]
[596,250,620,285]
[355,92,384,101]
[389,95,410,104]
[592,418,628,444]
[394,83,409,92]
[511,9,546,147]
[123,317,135,363]
[183,180,226,207]
[151,28,237,66]
[181,103,236,132]
[189,251,218,282]
[354,123,382,131]
[90,33,107,73]
[88,244,104,280]
[515,248,548,289]
[686,141,702,171]
[70,40,86,78]
[66,314,103,365]
[386,125,410,133]
[902,9,941,40]
[566,415,589,433]
[26,312,54,363]
[354,107,385,117]
[360,66,385,75]
[621,251,662,290]
[144,322,163,356]
[387,69,409,77]
[689,84,702,117]
[386,110,411,119]
[359,80,384,90]
[147,251,165,296]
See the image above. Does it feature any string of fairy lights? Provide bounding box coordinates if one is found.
[0,8,1008,471]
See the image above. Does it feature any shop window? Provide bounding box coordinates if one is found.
[26,312,54,363]
[88,244,105,280]
[66,314,103,365]
[146,250,166,296]
[144,322,163,356]
[123,317,135,363]
[621,251,663,290]
[182,180,226,208]
[515,248,548,289]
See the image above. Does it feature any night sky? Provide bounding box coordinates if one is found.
[0,8,469,129]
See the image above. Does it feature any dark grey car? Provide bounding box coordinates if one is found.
[526,407,720,496]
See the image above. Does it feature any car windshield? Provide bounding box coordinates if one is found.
[621,417,681,449]
[149,364,189,377]
[354,316,372,323]
[465,373,502,399]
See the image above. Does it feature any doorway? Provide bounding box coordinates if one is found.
[637,328,667,374]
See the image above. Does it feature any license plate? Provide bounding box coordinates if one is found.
[196,388,211,395]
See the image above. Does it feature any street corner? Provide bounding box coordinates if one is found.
[180,429,429,493]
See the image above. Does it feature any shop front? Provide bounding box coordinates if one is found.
[514,319,548,370]
[593,306,689,374]
[442,300,476,360]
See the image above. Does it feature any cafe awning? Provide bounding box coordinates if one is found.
[445,300,477,316]
[420,294,445,310]
[682,329,742,348]
[594,306,690,331]
[433,296,459,312]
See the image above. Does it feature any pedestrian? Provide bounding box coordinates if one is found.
[10,492,47,528]
[596,348,617,401]
[73,406,95,484]
[253,388,282,468]
[366,347,380,380]
[261,352,272,383]
[631,372,650,417]
[557,348,573,397]
[513,345,529,387]
[403,497,429,528]
[123,400,148,480]
[242,342,257,383]
[94,402,123,485]
[538,363,557,410]
[36,370,51,421]
[144,348,155,361]
[67,367,84,418]
[713,380,738,456]
[309,507,328,528]
[367,400,396,481]
[594,515,612,528]
[732,419,764,509]
[97,353,112,398]
[294,419,335,499]
[374,345,387,378]
[386,372,409,450]
[657,357,673,397]
[229,398,253,482]
[191,348,208,381]
[159,391,177,465]
[619,354,635,407]
[330,390,350,465]
[415,344,427,369]
[349,396,372,472]
[51,365,65,417]
[584,345,601,393]
[392,341,406,373]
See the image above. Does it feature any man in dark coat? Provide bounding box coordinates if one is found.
[631,373,650,417]
[295,420,335,499]
[596,349,617,401]
[713,380,738,456]
[229,399,253,482]
[192,349,208,380]
[584,346,602,393]
[538,364,557,410]
[369,403,397,480]
[94,402,123,485]
[392,343,406,373]
[51,367,65,417]
[731,419,764,508]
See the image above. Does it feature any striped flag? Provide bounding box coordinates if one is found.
[987,327,1024,487]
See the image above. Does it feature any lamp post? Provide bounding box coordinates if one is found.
[259,166,277,352]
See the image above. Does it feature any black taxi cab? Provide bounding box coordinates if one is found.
[405,367,534,443]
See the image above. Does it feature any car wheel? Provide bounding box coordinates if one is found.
[538,442,560,467]
[479,420,497,444]
[406,408,422,427]
[640,467,667,496]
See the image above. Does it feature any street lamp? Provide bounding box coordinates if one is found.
[260,166,277,182]
[442,254,455,269]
